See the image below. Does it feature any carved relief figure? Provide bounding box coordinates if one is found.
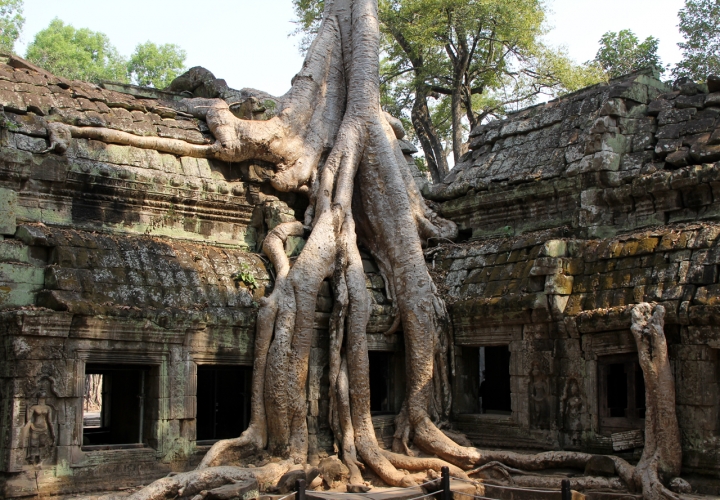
[560,378,583,446]
[21,391,56,465]
[529,360,551,428]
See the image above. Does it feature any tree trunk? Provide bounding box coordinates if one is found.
[411,87,450,183]
[629,303,685,500]
[384,26,450,183]
[450,86,464,165]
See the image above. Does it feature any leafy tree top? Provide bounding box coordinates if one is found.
[674,0,720,81]
[0,0,24,53]
[26,18,128,83]
[593,29,663,79]
[128,41,186,88]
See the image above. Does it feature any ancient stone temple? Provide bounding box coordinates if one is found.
[0,50,719,497]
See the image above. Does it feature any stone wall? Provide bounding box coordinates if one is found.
[429,69,720,241]
[434,225,720,474]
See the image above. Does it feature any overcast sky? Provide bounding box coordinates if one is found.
[17,0,687,96]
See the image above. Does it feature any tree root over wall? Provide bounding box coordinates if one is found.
[45,0,688,497]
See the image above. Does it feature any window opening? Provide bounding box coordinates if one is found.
[82,365,150,448]
[599,355,646,432]
[196,366,252,442]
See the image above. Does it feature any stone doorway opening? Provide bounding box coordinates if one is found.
[368,351,405,414]
[82,364,152,449]
[479,346,512,415]
[196,365,252,443]
[598,354,646,433]
[369,351,391,414]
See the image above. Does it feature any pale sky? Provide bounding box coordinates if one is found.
[16,0,687,97]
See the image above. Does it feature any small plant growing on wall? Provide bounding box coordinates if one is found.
[232,263,257,292]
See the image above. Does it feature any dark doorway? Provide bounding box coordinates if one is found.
[82,364,151,448]
[196,365,252,442]
[479,346,512,414]
[599,354,646,432]
[369,351,391,413]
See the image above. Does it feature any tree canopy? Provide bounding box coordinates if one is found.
[25,18,186,87]
[0,0,24,53]
[674,0,720,81]
[26,18,128,83]
[593,29,662,79]
[128,41,186,88]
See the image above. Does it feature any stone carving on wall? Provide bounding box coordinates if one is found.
[560,378,583,447]
[21,390,56,465]
[20,375,59,467]
[529,359,551,429]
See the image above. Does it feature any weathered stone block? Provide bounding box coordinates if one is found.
[676,405,718,431]
[529,257,562,276]
[658,107,696,125]
[681,184,713,208]
[540,240,567,257]
[592,151,621,171]
[0,262,44,285]
[0,187,18,235]
[694,284,720,305]
[647,98,672,116]
[656,123,684,140]
[683,326,720,346]
[545,273,573,295]
[676,94,706,109]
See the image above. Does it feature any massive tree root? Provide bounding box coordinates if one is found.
[46,0,686,497]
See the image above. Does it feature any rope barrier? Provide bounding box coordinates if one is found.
[415,478,441,488]
[289,465,573,499]
[452,476,564,494]
[451,492,496,500]
[407,492,443,500]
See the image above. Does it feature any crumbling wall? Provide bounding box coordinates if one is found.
[430,70,720,241]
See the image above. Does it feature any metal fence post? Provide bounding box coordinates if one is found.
[561,479,571,500]
[441,466,451,500]
[296,478,306,500]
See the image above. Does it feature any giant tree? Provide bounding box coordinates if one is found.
[44,0,684,498]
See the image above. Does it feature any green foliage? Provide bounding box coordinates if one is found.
[593,29,663,79]
[291,0,324,53]
[128,41,186,88]
[674,0,720,81]
[26,19,187,87]
[0,0,24,53]
[380,0,598,134]
[232,264,258,291]
[263,99,277,115]
[414,156,428,173]
[26,18,128,83]
[536,48,605,94]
